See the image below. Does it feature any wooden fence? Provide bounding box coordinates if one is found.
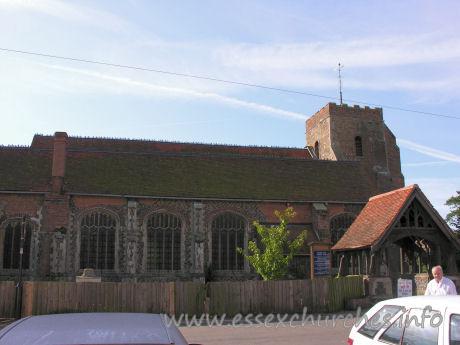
[0,276,364,318]
[0,281,15,318]
[328,274,365,312]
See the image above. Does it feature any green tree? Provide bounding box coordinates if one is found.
[445,191,460,233]
[237,207,307,280]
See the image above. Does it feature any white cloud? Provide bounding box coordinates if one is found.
[211,34,460,97]
[401,161,451,168]
[0,0,131,32]
[215,34,460,70]
[398,139,460,163]
[45,64,308,121]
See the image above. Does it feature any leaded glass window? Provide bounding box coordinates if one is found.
[212,212,245,270]
[80,211,116,270]
[330,213,356,268]
[2,220,32,269]
[330,213,356,246]
[147,212,181,271]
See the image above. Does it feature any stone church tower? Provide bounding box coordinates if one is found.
[306,103,404,193]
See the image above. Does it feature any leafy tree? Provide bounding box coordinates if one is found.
[445,191,460,233]
[237,207,307,280]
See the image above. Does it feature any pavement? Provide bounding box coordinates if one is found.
[180,316,357,345]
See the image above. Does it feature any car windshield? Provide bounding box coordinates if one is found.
[358,305,403,339]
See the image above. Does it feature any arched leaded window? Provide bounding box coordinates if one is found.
[330,213,356,246]
[330,213,356,269]
[355,136,363,157]
[1,220,32,269]
[80,211,116,270]
[212,212,246,270]
[146,212,181,271]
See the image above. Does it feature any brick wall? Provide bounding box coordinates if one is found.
[305,103,404,193]
[306,106,334,160]
[0,194,44,219]
[384,125,405,188]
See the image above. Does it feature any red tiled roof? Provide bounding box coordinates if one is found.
[31,135,314,159]
[332,185,417,251]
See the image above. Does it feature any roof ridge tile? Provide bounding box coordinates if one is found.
[368,184,417,201]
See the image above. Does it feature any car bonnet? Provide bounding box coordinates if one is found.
[0,313,178,345]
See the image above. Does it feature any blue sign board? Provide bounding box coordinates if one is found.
[313,250,330,276]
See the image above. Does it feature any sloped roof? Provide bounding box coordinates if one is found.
[0,135,377,202]
[332,185,417,251]
[64,150,374,201]
[0,147,52,192]
[31,134,314,159]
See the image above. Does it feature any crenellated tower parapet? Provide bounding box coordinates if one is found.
[306,103,404,193]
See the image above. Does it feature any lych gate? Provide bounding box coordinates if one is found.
[332,185,460,298]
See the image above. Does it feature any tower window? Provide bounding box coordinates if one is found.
[314,141,319,159]
[355,136,363,157]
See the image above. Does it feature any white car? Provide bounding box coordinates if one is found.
[347,295,460,345]
[0,313,201,345]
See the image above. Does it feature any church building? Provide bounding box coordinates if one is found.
[0,103,405,282]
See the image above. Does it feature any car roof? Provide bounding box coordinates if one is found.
[0,313,182,345]
[374,295,460,310]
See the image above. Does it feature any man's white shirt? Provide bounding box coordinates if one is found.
[425,276,458,296]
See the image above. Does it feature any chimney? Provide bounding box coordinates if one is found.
[51,132,68,194]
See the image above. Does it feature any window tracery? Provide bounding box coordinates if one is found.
[330,213,356,269]
[395,201,433,228]
[1,220,32,269]
[330,213,356,246]
[211,212,245,270]
[80,211,116,270]
[146,212,181,271]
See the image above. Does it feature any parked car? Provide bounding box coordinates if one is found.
[0,313,201,345]
[347,295,460,345]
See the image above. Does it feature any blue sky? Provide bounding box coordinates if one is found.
[0,0,459,218]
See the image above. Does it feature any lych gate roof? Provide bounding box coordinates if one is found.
[332,184,460,251]
[332,185,417,251]
[0,135,377,202]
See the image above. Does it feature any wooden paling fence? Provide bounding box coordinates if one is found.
[208,279,330,316]
[328,275,365,312]
[0,276,364,318]
[0,281,15,318]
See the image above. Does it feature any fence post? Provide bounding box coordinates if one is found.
[21,282,34,317]
[169,282,175,316]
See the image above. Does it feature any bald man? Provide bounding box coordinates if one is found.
[424,266,457,296]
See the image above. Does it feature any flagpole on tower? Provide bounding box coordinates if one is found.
[336,63,343,105]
